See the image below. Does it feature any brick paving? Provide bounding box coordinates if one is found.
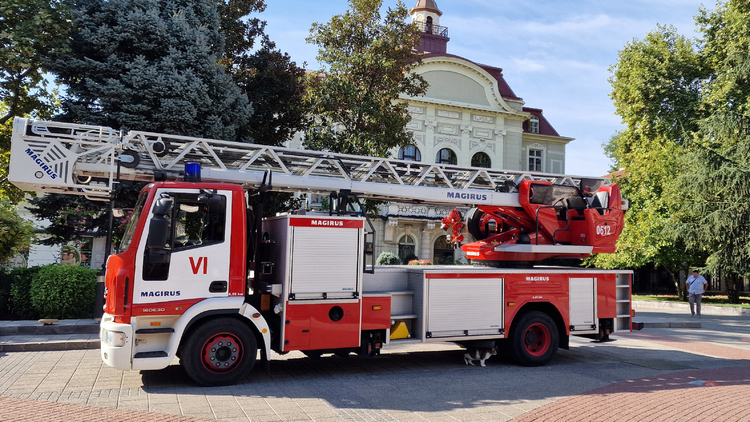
[513,366,750,422]
[1,309,749,421]
[0,395,211,422]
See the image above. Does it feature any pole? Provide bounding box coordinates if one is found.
[94,159,120,319]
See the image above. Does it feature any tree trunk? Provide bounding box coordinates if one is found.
[667,268,687,301]
[727,276,740,303]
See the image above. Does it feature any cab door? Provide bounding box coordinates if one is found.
[133,188,233,306]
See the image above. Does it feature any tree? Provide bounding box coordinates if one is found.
[0,0,69,128]
[591,25,706,298]
[670,0,750,302]
[303,0,427,157]
[46,0,251,140]
[29,0,256,245]
[0,200,34,264]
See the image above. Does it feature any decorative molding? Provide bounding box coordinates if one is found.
[437,123,459,135]
[472,114,494,124]
[408,105,426,114]
[437,109,461,119]
[529,142,544,150]
[425,120,438,130]
[406,119,425,131]
[473,128,492,139]
[435,136,461,148]
[461,125,473,135]
[412,133,425,145]
[470,139,495,153]
[426,222,436,230]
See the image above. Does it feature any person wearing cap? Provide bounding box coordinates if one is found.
[685,270,708,317]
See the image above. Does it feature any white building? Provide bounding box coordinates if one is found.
[293,0,574,264]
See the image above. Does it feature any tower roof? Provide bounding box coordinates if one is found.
[411,0,442,16]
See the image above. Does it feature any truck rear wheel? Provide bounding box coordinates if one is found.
[510,311,558,366]
[182,318,257,386]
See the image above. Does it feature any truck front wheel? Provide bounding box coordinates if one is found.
[182,318,257,386]
[510,311,558,366]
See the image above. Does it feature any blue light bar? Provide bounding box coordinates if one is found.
[184,162,201,182]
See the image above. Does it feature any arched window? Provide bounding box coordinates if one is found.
[436,148,457,165]
[433,236,454,264]
[398,235,416,264]
[398,145,421,161]
[471,152,491,168]
[529,116,540,134]
[426,16,433,33]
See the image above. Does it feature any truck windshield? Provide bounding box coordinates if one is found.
[118,191,148,253]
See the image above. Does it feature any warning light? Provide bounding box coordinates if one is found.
[372,305,382,311]
[507,302,516,307]
[150,321,161,326]
[184,162,201,182]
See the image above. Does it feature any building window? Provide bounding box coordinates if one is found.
[433,236,454,264]
[471,152,491,168]
[398,145,422,161]
[398,235,416,264]
[528,149,543,172]
[436,148,457,165]
[529,116,540,134]
[426,16,433,33]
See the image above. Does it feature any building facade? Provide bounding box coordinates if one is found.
[375,0,573,264]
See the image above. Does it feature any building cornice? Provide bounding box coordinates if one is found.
[523,132,574,145]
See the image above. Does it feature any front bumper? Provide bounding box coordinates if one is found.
[99,314,133,371]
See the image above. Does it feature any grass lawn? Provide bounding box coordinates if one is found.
[633,294,750,308]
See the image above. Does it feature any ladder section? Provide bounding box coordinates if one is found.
[10,118,610,205]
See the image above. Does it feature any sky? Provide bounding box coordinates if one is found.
[260,0,712,177]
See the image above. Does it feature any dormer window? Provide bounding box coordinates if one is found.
[529,116,540,134]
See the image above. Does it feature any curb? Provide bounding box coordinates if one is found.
[0,324,99,336]
[632,300,750,316]
[0,339,100,353]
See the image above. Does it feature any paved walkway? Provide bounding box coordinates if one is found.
[0,306,748,421]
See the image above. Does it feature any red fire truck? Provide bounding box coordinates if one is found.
[9,118,633,386]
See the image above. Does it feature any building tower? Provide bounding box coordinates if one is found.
[410,0,449,54]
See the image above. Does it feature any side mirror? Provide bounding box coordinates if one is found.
[146,197,172,264]
[152,197,172,216]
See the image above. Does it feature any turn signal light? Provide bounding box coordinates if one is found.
[372,305,382,311]
[507,302,516,307]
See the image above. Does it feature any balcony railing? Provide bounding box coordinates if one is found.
[415,21,448,38]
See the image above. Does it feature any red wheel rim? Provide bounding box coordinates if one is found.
[523,323,550,357]
[201,332,243,374]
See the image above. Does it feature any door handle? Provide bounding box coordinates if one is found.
[209,280,228,293]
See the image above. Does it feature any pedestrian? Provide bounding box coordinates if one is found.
[686,270,708,317]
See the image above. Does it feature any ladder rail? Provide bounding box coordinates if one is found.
[9,118,610,207]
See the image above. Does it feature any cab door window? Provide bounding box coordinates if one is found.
[172,196,226,250]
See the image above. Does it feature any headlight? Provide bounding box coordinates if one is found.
[103,330,126,347]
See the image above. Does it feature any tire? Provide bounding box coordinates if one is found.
[510,311,558,366]
[182,318,257,386]
[466,208,486,240]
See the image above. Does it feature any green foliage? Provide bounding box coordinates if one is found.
[0,0,69,128]
[303,0,427,157]
[46,0,251,140]
[600,0,750,303]
[592,24,707,298]
[30,265,98,319]
[26,183,143,246]
[376,252,401,265]
[0,201,34,263]
[7,266,43,319]
[218,0,308,146]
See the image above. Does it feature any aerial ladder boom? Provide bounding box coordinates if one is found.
[9,117,626,262]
